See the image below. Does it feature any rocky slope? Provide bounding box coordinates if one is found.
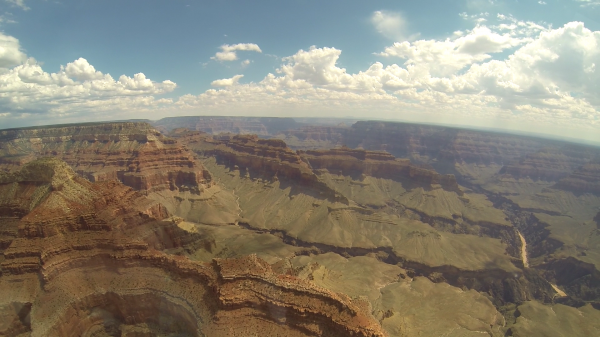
[554,160,600,194]
[499,146,599,182]
[0,158,386,337]
[298,147,462,194]
[0,122,211,195]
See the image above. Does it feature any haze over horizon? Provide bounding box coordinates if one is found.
[0,0,599,143]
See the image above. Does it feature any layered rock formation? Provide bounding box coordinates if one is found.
[0,158,387,336]
[298,147,462,194]
[153,116,300,136]
[499,146,598,181]
[554,160,600,194]
[0,122,211,195]
[184,133,348,202]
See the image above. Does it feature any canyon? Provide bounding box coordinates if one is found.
[1,117,599,336]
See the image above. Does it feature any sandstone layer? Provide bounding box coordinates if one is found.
[298,147,462,194]
[0,158,387,337]
[0,122,211,195]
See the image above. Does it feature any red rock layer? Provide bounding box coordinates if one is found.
[0,122,212,195]
[0,158,387,337]
[184,133,349,202]
[299,147,462,194]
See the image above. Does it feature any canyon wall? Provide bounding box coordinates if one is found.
[0,122,212,195]
[0,158,387,336]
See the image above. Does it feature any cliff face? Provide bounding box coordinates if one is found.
[0,158,386,337]
[0,122,212,195]
[298,147,462,195]
[342,121,551,165]
[153,116,300,136]
[554,160,600,194]
[184,133,349,202]
[499,146,598,181]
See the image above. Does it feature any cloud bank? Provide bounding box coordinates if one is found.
[0,14,598,142]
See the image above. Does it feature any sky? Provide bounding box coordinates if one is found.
[0,0,599,143]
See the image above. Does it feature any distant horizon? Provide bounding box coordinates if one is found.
[3,115,599,149]
[0,1,599,145]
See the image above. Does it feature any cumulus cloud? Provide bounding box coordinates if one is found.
[211,74,244,87]
[175,19,600,139]
[64,58,104,81]
[0,54,176,122]
[0,33,27,68]
[1,16,599,142]
[378,25,524,76]
[371,10,410,41]
[211,43,262,61]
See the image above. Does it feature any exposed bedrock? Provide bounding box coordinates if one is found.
[485,191,600,306]
[184,133,349,203]
[498,146,598,181]
[555,160,600,195]
[153,116,300,136]
[237,222,553,307]
[0,122,212,195]
[298,147,462,194]
[0,158,387,337]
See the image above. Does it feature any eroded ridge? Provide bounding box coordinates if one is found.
[0,122,212,195]
[0,158,387,337]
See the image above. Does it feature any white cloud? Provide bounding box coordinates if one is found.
[0,52,176,122]
[0,17,599,143]
[0,33,27,68]
[173,19,600,141]
[211,43,262,61]
[211,74,244,87]
[575,0,600,7]
[5,0,29,10]
[378,25,525,76]
[64,58,104,81]
[241,59,251,66]
[371,10,409,41]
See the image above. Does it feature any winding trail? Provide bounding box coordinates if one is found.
[517,230,529,268]
[551,283,567,297]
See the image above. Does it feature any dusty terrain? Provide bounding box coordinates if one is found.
[1,117,600,336]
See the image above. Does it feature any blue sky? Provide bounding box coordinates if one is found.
[1,0,599,143]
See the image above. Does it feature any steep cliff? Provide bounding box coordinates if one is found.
[0,122,211,195]
[153,116,299,135]
[499,146,598,181]
[554,160,600,194]
[0,158,387,337]
[298,147,462,195]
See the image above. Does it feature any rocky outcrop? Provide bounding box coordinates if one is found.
[499,146,598,181]
[342,121,552,166]
[0,122,212,195]
[554,160,600,194]
[185,133,349,202]
[299,147,462,194]
[277,126,348,150]
[0,158,386,337]
[153,116,299,136]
